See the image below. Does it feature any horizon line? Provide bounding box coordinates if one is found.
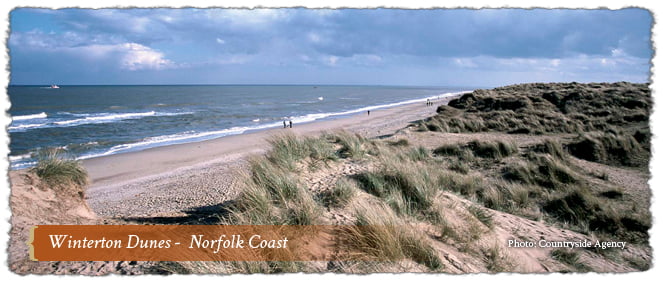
[8,83,488,88]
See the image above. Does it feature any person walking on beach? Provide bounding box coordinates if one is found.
[283,120,287,128]
[367,110,370,116]
[289,120,293,128]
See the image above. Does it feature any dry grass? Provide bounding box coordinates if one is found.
[342,203,444,270]
[324,130,368,159]
[322,178,358,208]
[551,249,592,272]
[266,133,338,170]
[229,156,321,225]
[482,244,514,272]
[32,148,88,186]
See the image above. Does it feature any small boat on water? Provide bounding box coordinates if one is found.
[50,84,60,89]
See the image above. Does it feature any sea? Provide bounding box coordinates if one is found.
[6,85,471,170]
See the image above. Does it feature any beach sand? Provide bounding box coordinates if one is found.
[81,96,459,218]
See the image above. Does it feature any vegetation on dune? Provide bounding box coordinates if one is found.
[195,82,651,274]
[551,249,592,272]
[421,82,651,169]
[266,133,338,170]
[224,133,447,272]
[229,156,321,225]
[31,148,88,187]
[343,203,444,270]
[321,178,358,208]
[354,159,439,216]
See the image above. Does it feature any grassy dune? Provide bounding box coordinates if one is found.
[190,82,651,274]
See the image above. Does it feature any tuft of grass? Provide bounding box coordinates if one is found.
[354,159,438,216]
[623,255,651,271]
[302,136,339,168]
[266,133,309,170]
[438,171,485,198]
[567,132,647,167]
[448,159,470,174]
[469,206,494,229]
[423,202,458,241]
[388,139,410,146]
[551,249,592,272]
[322,178,358,208]
[266,133,337,170]
[502,155,577,190]
[433,144,463,156]
[531,139,567,160]
[468,140,518,159]
[543,189,599,227]
[342,204,444,270]
[230,156,320,225]
[406,146,430,162]
[483,244,515,272]
[31,148,88,186]
[434,140,517,160]
[325,131,367,159]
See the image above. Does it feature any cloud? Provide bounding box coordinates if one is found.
[10,30,175,72]
[327,56,339,66]
[8,8,653,85]
[119,43,174,70]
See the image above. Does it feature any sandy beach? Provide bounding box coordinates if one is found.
[82,95,459,217]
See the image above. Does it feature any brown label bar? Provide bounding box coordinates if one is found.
[29,225,392,261]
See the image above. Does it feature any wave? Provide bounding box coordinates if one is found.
[76,91,468,161]
[9,153,32,162]
[9,111,193,132]
[78,120,287,160]
[54,111,158,125]
[8,123,49,131]
[11,161,38,170]
[12,112,47,121]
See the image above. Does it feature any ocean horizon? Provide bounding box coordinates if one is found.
[7,84,472,169]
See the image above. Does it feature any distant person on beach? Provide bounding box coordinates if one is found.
[367,110,370,116]
[289,120,293,128]
[283,120,287,128]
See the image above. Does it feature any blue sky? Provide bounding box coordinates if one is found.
[8,8,652,86]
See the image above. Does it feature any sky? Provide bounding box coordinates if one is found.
[8,8,653,86]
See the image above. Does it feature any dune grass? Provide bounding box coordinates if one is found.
[342,203,444,270]
[31,148,88,186]
[502,154,577,191]
[469,206,494,229]
[266,133,338,170]
[229,156,320,225]
[467,140,518,159]
[482,244,514,272]
[322,178,358,208]
[354,159,438,217]
[551,249,592,272]
[324,130,368,159]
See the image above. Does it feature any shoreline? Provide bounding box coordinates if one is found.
[79,93,460,217]
[8,90,468,170]
[83,93,462,189]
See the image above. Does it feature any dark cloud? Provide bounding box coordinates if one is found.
[8,8,652,85]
